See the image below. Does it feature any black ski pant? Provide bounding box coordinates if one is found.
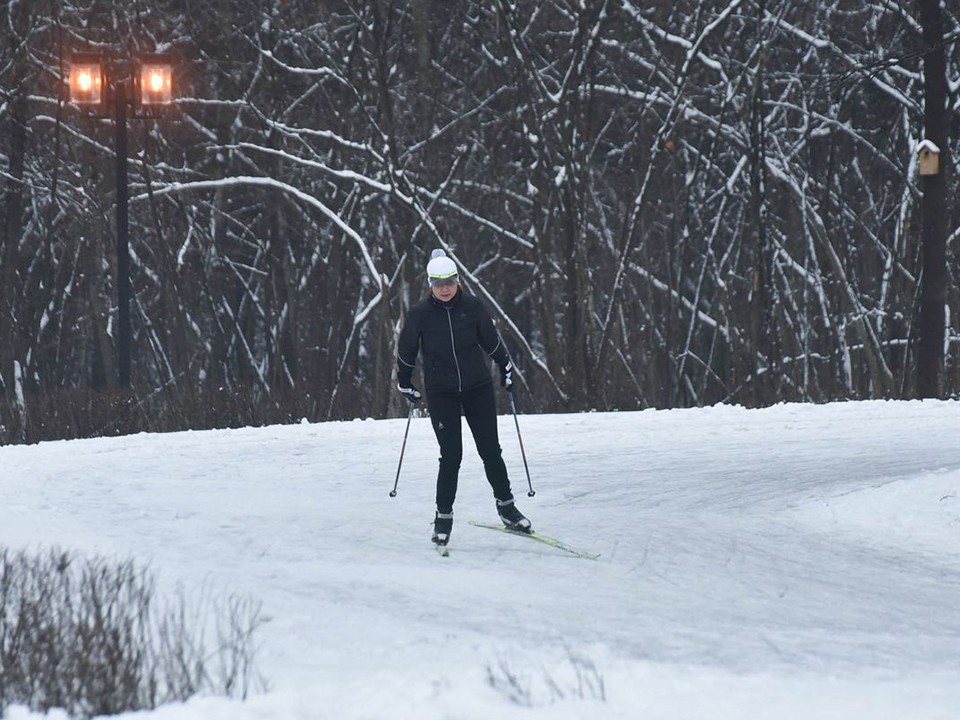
[426,382,513,514]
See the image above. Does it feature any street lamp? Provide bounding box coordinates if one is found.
[139,55,174,106]
[68,52,174,388]
[68,53,105,106]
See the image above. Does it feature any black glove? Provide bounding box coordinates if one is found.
[499,361,514,391]
[397,383,422,404]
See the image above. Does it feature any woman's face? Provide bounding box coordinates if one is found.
[431,280,459,302]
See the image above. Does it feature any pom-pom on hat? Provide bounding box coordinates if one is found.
[426,249,458,286]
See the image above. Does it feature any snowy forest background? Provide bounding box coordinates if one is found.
[1,0,958,444]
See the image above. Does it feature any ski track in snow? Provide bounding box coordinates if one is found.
[2,399,960,719]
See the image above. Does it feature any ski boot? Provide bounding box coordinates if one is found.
[496,499,532,533]
[432,512,454,546]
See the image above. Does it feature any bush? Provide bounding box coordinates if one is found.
[486,652,606,707]
[0,547,266,719]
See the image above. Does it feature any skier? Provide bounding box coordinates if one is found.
[396,249,532,548]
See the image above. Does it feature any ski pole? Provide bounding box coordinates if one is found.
[389,400,416,497]
[507,389,536,497]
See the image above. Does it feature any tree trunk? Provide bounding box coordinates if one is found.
[1,85,27,398]
[915,0,949,398]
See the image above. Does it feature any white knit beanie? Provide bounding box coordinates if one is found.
[426,249,458,283]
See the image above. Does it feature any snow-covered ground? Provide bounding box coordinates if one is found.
[2,399,960,719]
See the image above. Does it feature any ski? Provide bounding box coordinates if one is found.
[434,543,450,557]
[468,521,600,560]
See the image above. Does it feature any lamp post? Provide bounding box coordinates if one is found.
[68,52,173,388]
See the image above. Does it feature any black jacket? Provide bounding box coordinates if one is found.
[396,289,510,394]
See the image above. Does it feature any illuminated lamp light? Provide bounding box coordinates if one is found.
[69,53,104,106]
[139,54,173,106]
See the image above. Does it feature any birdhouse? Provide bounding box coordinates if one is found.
[917,139,940,176]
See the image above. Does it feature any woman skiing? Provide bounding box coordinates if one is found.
[396,249,532,547]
